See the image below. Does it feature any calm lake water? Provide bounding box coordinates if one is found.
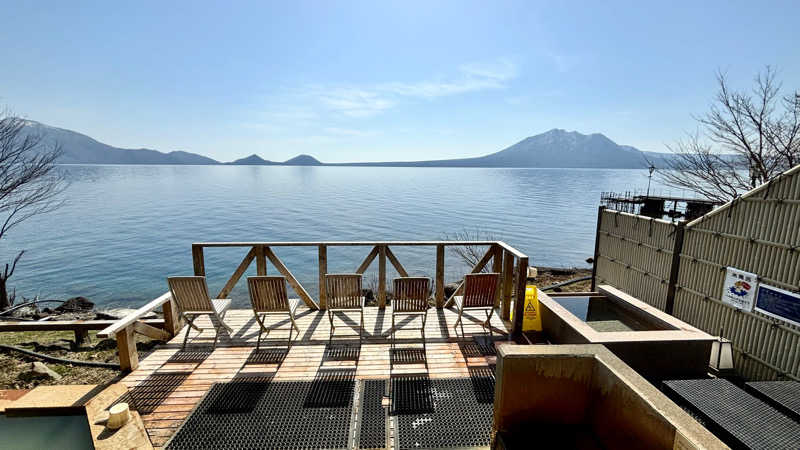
[1,165,682,308]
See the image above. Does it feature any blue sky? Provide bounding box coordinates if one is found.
[1,1,798,162]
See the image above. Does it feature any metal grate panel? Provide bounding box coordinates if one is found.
[745,381,800,421]
[664,378,800,450]
[166,373,355,449]
[391,371,495,449]
[358,379,387,450]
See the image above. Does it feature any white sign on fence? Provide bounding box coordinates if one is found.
[721,267,758,311]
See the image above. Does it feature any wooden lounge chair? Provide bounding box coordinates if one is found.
[167,276,233,350]
[452,273,501,337]
[391,277,430,348]
[247,276,301,350]
[325,274,364,341]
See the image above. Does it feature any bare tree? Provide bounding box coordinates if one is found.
[659,67,800,202]
[441,228,495,273]
[0,111,65,309]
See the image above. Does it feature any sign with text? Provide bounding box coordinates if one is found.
[755,284,800,327]
[721,267,758,311]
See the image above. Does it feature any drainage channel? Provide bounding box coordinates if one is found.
[166,371,495,449]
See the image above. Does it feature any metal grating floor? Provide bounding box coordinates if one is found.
[166,369,495,449]
[745,381,800,421]
[391,369,496,449]
[358,380,387,449]
[166,372,355,449]
[664,378,800,450]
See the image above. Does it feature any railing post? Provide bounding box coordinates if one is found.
[664,221,686,315]
[590,206,605,291]
[192,244,205,276]
[116,325,138,371]
[378,245,387,308]
[162,296,183,337]
[501,250,514,320]
[256,244,267,275]
[318,244,327,310]
[511,256,529,342]
[435,244,445,308]
[492,244,502,307]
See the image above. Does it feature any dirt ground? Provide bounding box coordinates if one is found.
[0,330,158,390]
[534,266,593,292]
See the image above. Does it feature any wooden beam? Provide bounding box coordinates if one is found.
[161,297,183,337]
[74,329,89,347]
[116,325,138,372]
[590,206,604,291]
[318,244,328,310]
[385,246,409,277]
[501,250,514,320]
[355,246,379,274]
[255,244,267,276]
[264,246,318,309]
[444,246,495,307]
[511,256,529,341]
[0,319,164,333]
[98,292,172,338]
[192,245,205,276]
[216,247,256,299]
[492,244,502,307]
[133,321,171,341]
[378,245,387,308]
[435,244,445,308]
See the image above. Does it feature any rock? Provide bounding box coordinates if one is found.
[96,308,158,320]
[444,282,461,299]
[55,297,94,313]
[19,362,62,381]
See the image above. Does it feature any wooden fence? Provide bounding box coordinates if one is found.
[593,164,800,381]
[99,241,529,371]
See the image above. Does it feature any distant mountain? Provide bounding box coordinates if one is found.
[24,121,676,169]
[23,121,218,165]
[284,154,322,166]
[337,129,652,168]
[228,154,275,165]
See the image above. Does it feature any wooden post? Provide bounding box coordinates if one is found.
[501,250,514,320]
[664,221,686,315]
[435,244,445,308]
[492,244,502,307]
[378,245,387,308]
[318,244,327,310]
[73,329,89,347]
[192,245,205,276]
[116,325,138,371]
[590,206,604,291]
[255,244,267,276]
[511,256,529,342]
[162,296,183,337]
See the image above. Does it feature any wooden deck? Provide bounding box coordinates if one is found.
[120,305,509,448]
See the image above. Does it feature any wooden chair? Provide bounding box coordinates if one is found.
[325,274,364,341]
[453,273,501,337]
[247,276,301,350]
[167,276,233,350]
[391,277,430,348]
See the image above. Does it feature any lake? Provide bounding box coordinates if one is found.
[0,165,681,308]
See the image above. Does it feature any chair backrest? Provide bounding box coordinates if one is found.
[247,276,290,312]
[325,274,362,309]
[462,273,500,308]
[168,276,214,312]
[393,277,430,312]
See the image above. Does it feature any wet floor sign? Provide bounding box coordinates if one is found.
[511,285,542,331]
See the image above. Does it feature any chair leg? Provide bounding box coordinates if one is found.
[327,310,334,342]
[391,313,396,348]
[288,313,300,347]
[359,309,364,343]
[484,308,495,339]
[422,312,428,369]
[182,315,196,351]
[212,325,220,350]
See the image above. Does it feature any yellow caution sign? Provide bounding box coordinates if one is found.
[511,285,542,331]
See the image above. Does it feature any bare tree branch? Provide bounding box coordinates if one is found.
[659,67,800,201]
[0,110,66,309]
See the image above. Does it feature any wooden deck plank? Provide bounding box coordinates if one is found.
[121,305,508,447]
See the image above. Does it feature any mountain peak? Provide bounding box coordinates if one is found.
[284,154,322,166]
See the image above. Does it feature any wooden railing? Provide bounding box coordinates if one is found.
[99,240,529,371]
